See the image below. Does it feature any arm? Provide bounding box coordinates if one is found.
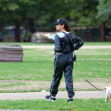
[73,35,84,50]
[54,35,61,52]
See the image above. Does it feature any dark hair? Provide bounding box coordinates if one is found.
[64,24,71,32]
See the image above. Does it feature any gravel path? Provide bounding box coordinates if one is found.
[0,91,105,100]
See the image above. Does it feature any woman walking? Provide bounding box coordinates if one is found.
[45,18,84,102]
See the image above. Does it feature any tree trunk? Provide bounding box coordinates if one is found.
[100,23,105,41]
[15,25,21,42]
[28,18,36,33]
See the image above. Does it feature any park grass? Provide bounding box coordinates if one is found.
[0,99,111,111]
[0,42,54,46]
[0,83,26,88]
[0,42,111,110]
[0,41,111,46]
[0,42,111,91]
[83,42,111,46]
[0,48,111,80]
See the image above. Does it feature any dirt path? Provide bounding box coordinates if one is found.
[0,78,111,91]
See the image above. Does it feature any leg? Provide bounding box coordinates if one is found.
[50,54,66,96]
[64,58,75,98]
[105,93,109,102]
[105,96,108,102]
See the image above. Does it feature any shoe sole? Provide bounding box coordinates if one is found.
[45,98,56,102]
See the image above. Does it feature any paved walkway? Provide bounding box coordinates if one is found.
[0,91,105,100]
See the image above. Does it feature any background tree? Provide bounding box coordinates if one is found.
[97,0,111,23]
[0,0,40,42]
[0,0,110,42]
[97,0,111,41]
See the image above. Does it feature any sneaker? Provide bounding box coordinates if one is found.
[67,98,73,103]
[45,95,56,102]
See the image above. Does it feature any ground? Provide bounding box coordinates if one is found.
[0,78,111,91]
[0,45,110,100]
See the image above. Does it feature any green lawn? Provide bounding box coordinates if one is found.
[0,42,111,110]
[0,43,111,81]
[0,42,111,90]
[0,41,111,46]
[0,99,111,111]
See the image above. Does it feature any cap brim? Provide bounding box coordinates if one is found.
[54,22,59,25]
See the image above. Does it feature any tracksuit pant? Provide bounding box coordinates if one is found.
[50,53,75,98]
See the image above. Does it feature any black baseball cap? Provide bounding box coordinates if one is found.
[54,18,67,25]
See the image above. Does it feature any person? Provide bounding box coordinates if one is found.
[45,18,84,102]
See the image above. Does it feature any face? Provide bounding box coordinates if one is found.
[55,24,65,31]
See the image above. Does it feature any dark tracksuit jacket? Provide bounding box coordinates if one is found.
[50,32,84,98]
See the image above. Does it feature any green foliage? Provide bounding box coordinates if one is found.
[3,3,19,11]
[69,0,99,27]
[24,32,32,39]
[0,0,110,41]
[0,0,99,29]
[97,0,111,22]
[0,0,110,28]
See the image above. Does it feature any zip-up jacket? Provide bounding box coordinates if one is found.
[54,32,84,54]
